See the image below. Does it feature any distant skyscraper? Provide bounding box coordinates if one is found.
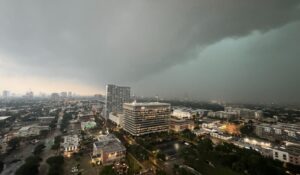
[61,92,67,98]
[2,90,9,98]
[123,102,171,136]
[104,84,131,119]
[51,93,60,100]
[68,91,72,97]
[24,91,34,99]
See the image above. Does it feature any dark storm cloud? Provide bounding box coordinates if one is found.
[134,21,300,104]
[0,0,300,102]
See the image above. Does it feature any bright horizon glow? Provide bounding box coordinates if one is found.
[0,75,103,96]
[0,53,103,96]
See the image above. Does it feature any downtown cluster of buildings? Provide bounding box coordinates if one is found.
[196,110,300,166]
[104,84,300,167]
[1,90,74,99]
[1,85,300,170]
[104,84,196,136]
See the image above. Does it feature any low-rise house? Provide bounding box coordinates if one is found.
[92,134,126,165]
[61,134,80,157]
[272,144,300,166]
[172,109,193,119]
[0,116,12,122]
[108,113,124,127]
[15,125,50,137]
[169,118,194,132]
[78,112,94,122]
[37,116,55,125]
[255,123,300,142]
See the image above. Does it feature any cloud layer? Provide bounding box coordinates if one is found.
[0,0,300,103]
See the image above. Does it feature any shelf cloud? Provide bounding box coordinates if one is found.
[0,0,300,103]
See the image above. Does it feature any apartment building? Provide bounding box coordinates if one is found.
[123,102,171,136]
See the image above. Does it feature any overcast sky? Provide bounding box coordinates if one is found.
[0,0,300,104]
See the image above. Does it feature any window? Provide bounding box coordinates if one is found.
[275,152,278,158]
[283,154,287,160]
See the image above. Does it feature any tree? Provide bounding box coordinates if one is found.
[15,156,41,175]
[240,124,254,136]
[51,135,61,150]
[33,143,46,155]
[157,151,166,161]
[181,129,196,141]
[60,113,73,132]
[197,138,213,152]
[8,137,21,151]
[49,116,58,129]
[156,170,167,175]
[40,130,49,137]
[179,137,286,175]
[0,161,3,173]
[100,165,116,175]
[286,163,300,174]
[46,156,64,175]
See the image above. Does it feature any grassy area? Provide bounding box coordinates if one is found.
[127,144,149,161]
[195,161,241,175]
[127,154,142,175]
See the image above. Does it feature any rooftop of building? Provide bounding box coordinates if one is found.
[124,101,170,107]
[172,109,192,113]
[81,121,97,128]
[19,124,49,131]
[170,117,194,123]
[37,116,55,119]
[94,134,125,152]
[257,122,300,131]
[94,140,125,152]
[0,116,11,120]
[274,144,300,156]
[199,118,221,123]
[286,145,300,156]
[62,135,80,147]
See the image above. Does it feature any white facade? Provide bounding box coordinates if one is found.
[172,109,192,119]
[273,149,289,163]
[0,116,11,121]
[108,113,124,127]
[210,132,232,141]
[62,135,80,157]
[272,145,300,165]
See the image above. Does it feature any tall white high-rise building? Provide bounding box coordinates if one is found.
[104,84,131,119]
[123,102,171,136]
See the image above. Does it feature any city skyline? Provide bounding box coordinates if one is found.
[1,1,300,104]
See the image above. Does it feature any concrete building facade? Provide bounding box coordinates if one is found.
[104,84,130,118]
[92,134,126,165]
[123,102,171,136]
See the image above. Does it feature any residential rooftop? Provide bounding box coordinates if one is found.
[0,116,11,121]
